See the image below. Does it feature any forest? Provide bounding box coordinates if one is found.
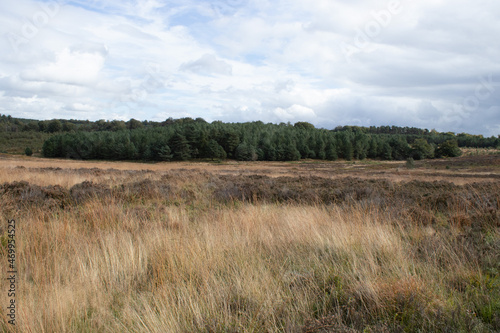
[1,114,499,161]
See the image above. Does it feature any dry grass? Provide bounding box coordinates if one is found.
[461,148,500,156]
[0,156,499,332]
[2,154,500,187]
[0,203,456,332]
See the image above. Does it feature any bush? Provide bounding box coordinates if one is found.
[436,140,462,158]
[411,138,434,160]
[406,157,415,169]
[25,147,33,156]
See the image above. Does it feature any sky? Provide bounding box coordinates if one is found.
[0,0,499,136]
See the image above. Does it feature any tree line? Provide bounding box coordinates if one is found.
[2,114,498,149]
[40,119,481,161]
[0,114,208,133]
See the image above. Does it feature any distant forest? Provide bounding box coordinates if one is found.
[1,114,499,161]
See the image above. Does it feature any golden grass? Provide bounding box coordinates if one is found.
[0,156,498,332]
[0,200,489,332]
[1,154,499,188]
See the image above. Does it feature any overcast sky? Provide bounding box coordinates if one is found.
[1,0,499,136]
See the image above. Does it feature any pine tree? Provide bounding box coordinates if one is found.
[381,141,392,160]
[157,145,173,161]
[170,133,191,161]
[235,142,257,161]
[284,142,301,161]
[207,140,226,160]
[367,137,378,159]
[325,141,338,161]
[221,131,240,158]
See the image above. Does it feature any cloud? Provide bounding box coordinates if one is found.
[273,104,316,122]
[20,47,106,86]
[66,102,96,112]
[112,24,161,41]
[0,0,498,136]
[180,54,232,76]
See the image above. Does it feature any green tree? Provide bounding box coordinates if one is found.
[235,142,257,161]
[295,133,309,158]
[38,121,47,132]
[127,118,144,130]
[283,142,301,161]
[125,142,138,160]
[169,133,191,160]
[62,122,77,132]
[306,135,317,158]
[315,135,326,160]
[157,145,173,161]
[206,140,226,160]
[184,124,202,158]
[23,121,39,131]
[411,138,434,160]
[110,120,127,131]
[389,136,411,160]
[381,141,392,160]
[47,119,62,133]
[262,142,277,161]
[221,130,240,158]
[338,132,353,161]
[325,140,338,161]
[353,132,369,160]
[197,129,211,158]
[25,147,33,156]
[367,137,379,158]
[294,122,315,130]
[42,135,63,157]
[436,139,462,158]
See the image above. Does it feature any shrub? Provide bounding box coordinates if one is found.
[406,157,415,169]
[436,139,462,158]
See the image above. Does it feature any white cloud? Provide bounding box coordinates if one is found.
[20,47,106,85]
[0,0,498,136]
[180,54,232,76]
[68,103,96,112]
[274,104,316,122]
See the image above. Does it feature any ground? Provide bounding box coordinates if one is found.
[0,154,499,332]
[1,152,500,186]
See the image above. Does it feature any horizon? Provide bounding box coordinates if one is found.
[1,0,499,137]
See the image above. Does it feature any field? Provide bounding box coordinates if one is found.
[0,154,499,332]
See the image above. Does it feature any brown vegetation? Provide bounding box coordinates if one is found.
[1,153,500,186]
[0,155,499,332]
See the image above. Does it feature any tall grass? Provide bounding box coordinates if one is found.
[0,159,499,332]
[1,197,498,332]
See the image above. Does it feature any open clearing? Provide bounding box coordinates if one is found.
[1,153,500,187]
[0,154,499,332]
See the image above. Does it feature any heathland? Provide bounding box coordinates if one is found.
[0,152,499,332]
